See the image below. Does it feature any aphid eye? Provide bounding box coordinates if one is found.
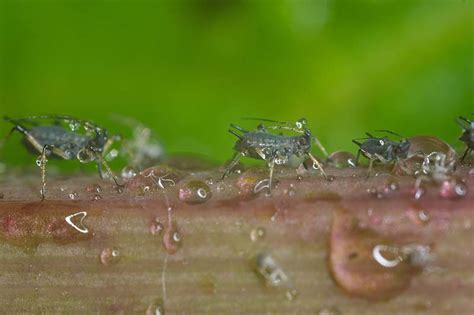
[77,149,95,163]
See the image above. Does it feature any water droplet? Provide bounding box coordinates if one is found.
[68,120,81,131]
[418,210,429,222]
[100,247,121,266]
[68,191,79,200]
[414,186,426,200]
[250,227,266,242]
[216,183,226,192]
[121,166,137,180]
[439,178,467,199]
[114,185,124,194]
[163,223,182,254]
[372,244,403,268]
[286,188,296,197]
[327,151,357,168]
[330,210,418,301]
[326,175,336,182]
[146,299,165,315]
[384,178,399,192]
[150,218,164,235]
[65,211,89,234]
[254,179,270,194]
[296,175,304,181]
[92,194,102,201]
[205,177,214,185]
[178,181,212,204]
[367,187,384,199]
[408,135,456,161]
[236,168,267,195]
[86,184,102,193]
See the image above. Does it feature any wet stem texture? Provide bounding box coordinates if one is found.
[0,163,473,314]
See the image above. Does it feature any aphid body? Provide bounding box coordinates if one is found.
[223,118,328,192]
[457,116,473,161]
[3,115,121,199]
[353,131,410,177]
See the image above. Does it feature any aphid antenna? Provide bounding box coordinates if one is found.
[312,136,328,157]
[374,129,405,138]
[229,123,248,133]
[352,135,371,142]
[241,117,288,125]
[456,116,472,128]
[228,129,243,139]
[352,139,363,146]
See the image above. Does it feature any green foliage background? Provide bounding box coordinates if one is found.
[0,0,472,166]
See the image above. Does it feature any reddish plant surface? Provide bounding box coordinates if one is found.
[0,162,473,314]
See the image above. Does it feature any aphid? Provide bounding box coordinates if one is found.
[415,152,455,184]
[3,115,122,199]
[352,130,410,177]
[413,151,465,199]
[457,116,473,161]
[222,118,329,192]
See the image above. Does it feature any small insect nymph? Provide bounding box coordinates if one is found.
[3,115,122,200]
[222,118,329,192]
[109,115,164,171]
[352,130,410,177]
[457,116,473,161]
[413,151,466,199]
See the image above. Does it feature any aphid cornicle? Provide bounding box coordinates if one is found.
[352,130,410,177]
[222,118,329,192]
[457,116,473,161]
[3,115,123,200]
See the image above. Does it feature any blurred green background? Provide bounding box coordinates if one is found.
[0,0,472,167]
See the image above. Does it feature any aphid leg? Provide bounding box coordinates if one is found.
[313,136,328,158]
[307,152,328,180]
[96,161,105,179]
[414,175,430,199]
[366,159,374,179]
[95,153,123,190]
[103,134,122,154]
[355,149,362,167]
[267,159,275,193]
[460,148,471,162]
[38,145,53,201]
[222,152,244,179]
